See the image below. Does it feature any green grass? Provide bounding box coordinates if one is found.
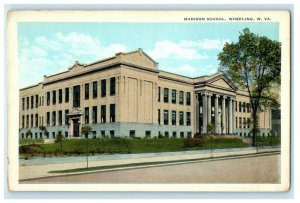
[19,136,250,157]
[19,138,44,145]
[256,136,281,146]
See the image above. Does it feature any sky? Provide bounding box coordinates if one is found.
[18,22,279,88]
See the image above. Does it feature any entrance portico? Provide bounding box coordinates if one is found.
[194,73,236,135]
[67,108,83,137]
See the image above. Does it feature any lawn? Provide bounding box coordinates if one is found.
[256,136,281,146]
[19,136,250,158]
[19,138,44,145]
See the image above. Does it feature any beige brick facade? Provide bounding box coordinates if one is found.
[19,49,272,139]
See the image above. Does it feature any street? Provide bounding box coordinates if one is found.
[21,153,280,184]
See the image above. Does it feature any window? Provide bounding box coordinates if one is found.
[65,132,68,138]
[26,115,29,128]
[239,102,242,112]
[31,114,33,127]
[26,97,29,109]
[180,132,184,138]
[186,92,191,105]
[52,90,56,105]
[243,117,246,128]
[163,88,169,103]
[85,83,89,100]
[110,104,115,122]
[172,131,177,138]
[158,87,161,102]
[22,116,24,128]
[243,102,246,112]
[46,112,50,126]
[85,107,89,124]
[47,92,50,106]
[73,85,80,107]
[65,88,69,103]
[187,132,192,138]
[35,114,38,127]
[22,98,25,110]
[101,105,106,123]
[101,79,106,97]
[35,95,38,108]
[171,111,176,125]
[58,111,62,125]
[164,131,169,138]
[158,109,161,125]
[247,103,250,113]
[172,89,176,104]
[179,91,184,105]
[163,110,169,125]
[179,111,184,125]
[129,130,135,138]
[42,96,44,106]
[110,130,114,138]
[247,118,250,128]
[110,77,116,96]
[52,111,56,126]
[58,89,62,103]
[31,96,34,109]
[186,112,191,126]
[92,106,97,124]
[93,81,97,98]
[235,101,237,111]
[145,131,151,138]
[236,117,238,128]
[64,109,69,125]
[52,132,56,139]
[239,117,242,128]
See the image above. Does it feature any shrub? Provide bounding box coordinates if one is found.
[184,137,205,148]
[158,134,164,139]
[19,145,32,154]
[55,131,63,143]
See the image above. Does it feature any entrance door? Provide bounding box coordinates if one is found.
[73,119,80,137]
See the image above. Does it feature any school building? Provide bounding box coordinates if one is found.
[19,49,273,139]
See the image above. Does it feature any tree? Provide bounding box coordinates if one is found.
[26,129,32,138]
[207,123,215,135]
[81,125,92,168]
[55,131,63,152]
[218,28,281,146]
[207,123,215,157]
[39,126,48,138]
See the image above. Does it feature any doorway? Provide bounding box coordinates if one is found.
[73,119,80,137]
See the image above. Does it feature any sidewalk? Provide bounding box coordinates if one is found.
[19,146,280,180]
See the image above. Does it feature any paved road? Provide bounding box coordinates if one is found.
[22,153,280,184]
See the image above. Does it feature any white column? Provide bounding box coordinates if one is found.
[69,118,73,137]
[202,93,208,134]
[214,94,219,134]
[195,94,199,133]
[229,97,233,134]
[207,93,212,125]
[222,96,227,134]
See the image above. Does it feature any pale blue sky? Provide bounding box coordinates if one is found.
[18,22,279,88]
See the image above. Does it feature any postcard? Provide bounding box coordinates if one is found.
[7,10,290,192]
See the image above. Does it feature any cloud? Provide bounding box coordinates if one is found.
[148,40,208,60]
[147,39,230,60]
[180,39,230,50]
[19,32,127,88]
[162,64,218,78]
